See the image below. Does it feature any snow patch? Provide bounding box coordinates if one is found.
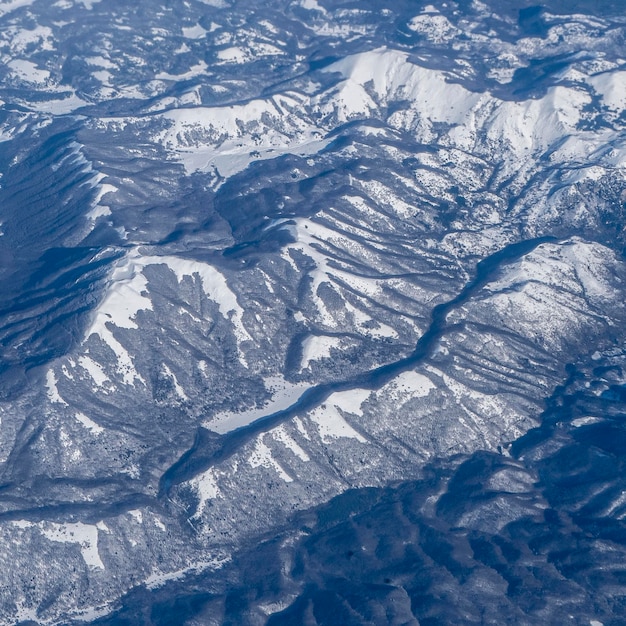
[588,71,626,114]
[156,61,209,81]
[379,370,435,400]
[85,254,152,385]
[144,556,230,591]
[309,389,370,443]
[248,435,293,482]
[87,182,117,220]
[41,522,104,570]
[162,363,188,401]
[14,604,38,623]
[300,0,326,12]
[206,376,311,434]
[182,24,207,39]
[28,92,89,114]
[272,425,310,461]
[216,47,247,63]
[67,605,111,623]
[190,467,221,518]
[8,59,50,84]
[78,355,110,388]
[293,416,311,440]
[89,256,152,332]
[46,369,68,405]
[571,416,603,427]
[75,412,104,435]
[300,334,342,369]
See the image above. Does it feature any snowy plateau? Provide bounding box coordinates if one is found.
[0,0,624,624]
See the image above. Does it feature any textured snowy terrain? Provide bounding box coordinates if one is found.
[0,0,624,624]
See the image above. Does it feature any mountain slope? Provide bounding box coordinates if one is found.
[0,1,624,624]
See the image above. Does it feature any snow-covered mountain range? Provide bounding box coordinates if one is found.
[0,0,625,623]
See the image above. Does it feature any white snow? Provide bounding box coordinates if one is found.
[190,467,221,518]
[378,370,435,400]
[68,605,112,623]
[157,97,329,181]
[307,44,617,196]
[309,389,370,443]
[99,330,141,385]
[8,59,50,84]
[486,239,617,306]
[146,257,246,334]
[293,417,311,440]
[182,24,207,39]
[88,204,112,220]
[11,520,33,530]
[92,69,112,85]
[284,217,387,328]
[0,0,37,18]
[144,556,230,591]
[90,256,152,331]
[14,604,38,623]
[272,425,310,461]
[259,601,290,616]
[206,376,311,434]
[300,0,326,12]
[46,369,68,405]
[28,92,89,114]
[319,48,480,129]
[162,363,188,401]
[588,71,626,113]
[482,85,592,159]
[300,334,342,369]
[85,254,152,385]
[562,240,617,301]
[75,412,104,435]
[41,522,104,570]
[8,25,54,52]
[84,55,115,69]
[87,182,117,220]
[572,416,603,428]
[248,435,293,483]
[78,355,110,388]
[486,468,534,493]
[156,61,209,81]
[63,362,75,380]
[216,47,247,63]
